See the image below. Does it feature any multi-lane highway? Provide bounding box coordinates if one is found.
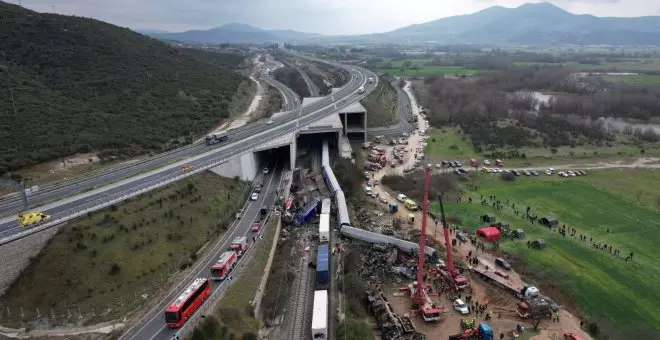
[0,63,377,240]
[120,162,284,340]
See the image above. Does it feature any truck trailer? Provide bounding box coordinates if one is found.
[311,290,328,340]
[319,213,330,243]
[316,245,329,286]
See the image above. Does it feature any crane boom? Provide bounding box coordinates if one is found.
[413,165,431,304]
[438,194,456,274]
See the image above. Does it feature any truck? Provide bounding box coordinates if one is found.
[472,267,558,317]
[358,86,365,94]
[210,251,238,280]
[316,245,329,286]
[396,194,407,202]
[368,154,387,167]
[229,236,249,257]
[205,131,229,146]
[311,290,328,340]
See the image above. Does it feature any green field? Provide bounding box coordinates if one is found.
[514,59,660,72]
[425,127,477,158]
[377,59,477,77]
[1,173,248,327]
[423,127,659,167]
[190,216,278,340]
[602,74,660,86]
[433,170,660,334]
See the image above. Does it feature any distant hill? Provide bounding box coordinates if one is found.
[0,2,246,172]
[368,2,660,45]
[146,3,660,46]
[148,23,323,44]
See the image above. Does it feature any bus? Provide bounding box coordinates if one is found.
[165,277,211,328]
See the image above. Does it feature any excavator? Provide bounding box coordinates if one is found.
[18,211,50,227]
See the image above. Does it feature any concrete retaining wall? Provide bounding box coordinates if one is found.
[0,225,63,295]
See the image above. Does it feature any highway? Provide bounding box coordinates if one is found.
[120,162,284,340]
[0,63,377,240]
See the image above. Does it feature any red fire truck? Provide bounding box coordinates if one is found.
[164,277,211,328]
[230,236,249,257]
[211,251,238,281]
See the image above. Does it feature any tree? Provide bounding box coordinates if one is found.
[550,147,558,154]
[402,60,413,69]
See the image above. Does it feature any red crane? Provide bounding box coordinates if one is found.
[438,192,469,291]
[402,165,444,322]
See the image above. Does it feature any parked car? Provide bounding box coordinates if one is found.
[455,161,462,167]
[495,258,512,270]
[456,231,468,243]
[251,192,259,201]
[512,170,520,176]
[531,171,540,176]
[454,299,470,315]
[263,167,269,174]
[483,159,491,165]
[523,170,531,176]
[579,170,587,175]
[266,119,274,125]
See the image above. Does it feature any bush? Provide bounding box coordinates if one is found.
[109,263,120,275]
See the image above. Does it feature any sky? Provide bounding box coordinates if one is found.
[13,0,660,35]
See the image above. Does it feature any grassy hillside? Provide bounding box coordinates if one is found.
[0,2,247,172]
[0,172,249,326]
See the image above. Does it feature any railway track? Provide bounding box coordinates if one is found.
[289,232,314,340]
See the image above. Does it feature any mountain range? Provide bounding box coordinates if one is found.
[144,2,660,46]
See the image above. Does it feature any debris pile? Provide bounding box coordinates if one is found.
[366,286,426,340]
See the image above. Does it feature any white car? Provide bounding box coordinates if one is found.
[454,299,469,315]
[483,159,491,165]
[545,170,552,175]
[263,167,269,174]
[250,192,259,201]
[266,119,274,125]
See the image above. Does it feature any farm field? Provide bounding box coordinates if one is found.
[423,127,660,167]
[514,59,660,72]
[0,173,248,327]
[602,74,660,86]
[432,170,660,336]
[377,59,477,77]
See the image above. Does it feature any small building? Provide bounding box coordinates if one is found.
[540,217,558,227]
[477,226,501,242]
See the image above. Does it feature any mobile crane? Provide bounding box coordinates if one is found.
[437,193,469,291]
[400,164,445,322]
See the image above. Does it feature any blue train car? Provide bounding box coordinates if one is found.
[294,197,321,226]
[316,244,329,286]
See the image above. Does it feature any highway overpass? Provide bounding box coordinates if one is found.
[0,57,377,245]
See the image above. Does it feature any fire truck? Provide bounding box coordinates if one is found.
[211,251,238,280]
[230,236,249,257]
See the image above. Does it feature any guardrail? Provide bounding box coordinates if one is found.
[0,77,376,246]
[172,198,281,340]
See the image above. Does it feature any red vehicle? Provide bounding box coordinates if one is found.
[470,159,478,167]
[230,236,249,256]
[251,220,261,232]
[494,270,509,279]
[495,159,503,167]
[211,251,238,281]
[164,277,211,328]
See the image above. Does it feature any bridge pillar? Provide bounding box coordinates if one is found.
[290,135,297,170]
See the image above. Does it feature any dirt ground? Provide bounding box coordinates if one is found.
[8,153,103,188]
[358,94,592,340]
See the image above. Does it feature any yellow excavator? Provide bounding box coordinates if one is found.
[18,211,50,227]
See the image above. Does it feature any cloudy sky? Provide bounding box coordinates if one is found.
[15,0,660,35]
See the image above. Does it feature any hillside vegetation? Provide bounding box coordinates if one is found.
[0,2,247,172]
